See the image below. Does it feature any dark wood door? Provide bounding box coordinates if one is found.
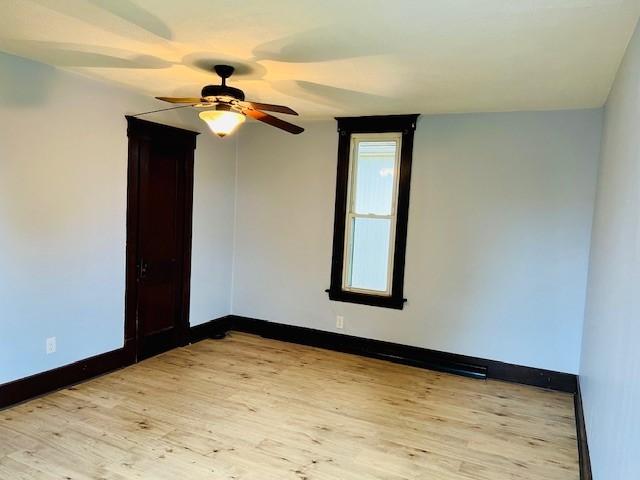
[124,116,198,360]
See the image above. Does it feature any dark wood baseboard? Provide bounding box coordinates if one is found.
[574,378,592,480]
[229,315,578,393]
[0,316,232,410]
[189,316,234,343]
[0,343,135,410]
[0,314,578,412]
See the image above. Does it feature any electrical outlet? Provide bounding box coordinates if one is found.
[336,315,344,329]
[46,337,56,354]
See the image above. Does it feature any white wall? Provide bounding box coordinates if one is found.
[580,20,640,480]
[233,110,602,373]
[0,52,236,384]
[190,121,236,326]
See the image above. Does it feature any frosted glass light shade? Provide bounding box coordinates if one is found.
[199,110,245,137]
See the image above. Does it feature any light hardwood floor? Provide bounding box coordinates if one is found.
[0,333,579,479]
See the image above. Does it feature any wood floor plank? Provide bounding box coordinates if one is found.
[0,332,579,479]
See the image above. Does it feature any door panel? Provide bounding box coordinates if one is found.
[138,140,182,340]
[125,117,198,360]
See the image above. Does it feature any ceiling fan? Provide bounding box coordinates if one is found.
[156,64,304,137]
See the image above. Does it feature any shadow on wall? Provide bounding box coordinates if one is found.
[251,25,394,63]
[182,52,268,80]
[87,0,173,40]
[0,51,57,107]
[248,26,397,111]
[0,40,173,70]
[181,52,392,112]
[30,0,173,41]
[0,51,89,242]
[271,80,391,111]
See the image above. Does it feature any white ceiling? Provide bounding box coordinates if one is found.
[1,0,639,118]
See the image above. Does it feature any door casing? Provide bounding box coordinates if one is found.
[123,116,198,361]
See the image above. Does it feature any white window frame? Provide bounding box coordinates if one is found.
[342,132,403,296]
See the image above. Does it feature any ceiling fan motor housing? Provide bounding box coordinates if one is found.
[201,84,245,102]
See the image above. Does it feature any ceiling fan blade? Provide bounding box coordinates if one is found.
[242,109,304,134]
[242,101,299,115]
[156,96,202,104]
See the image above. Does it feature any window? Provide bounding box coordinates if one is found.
[328,115,418,309]
[344,135,400,294]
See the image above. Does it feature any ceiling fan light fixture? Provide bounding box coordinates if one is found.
[199,107,245,137]
[158,64,303,135]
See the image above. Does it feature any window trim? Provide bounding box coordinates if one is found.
[328,114,419,310]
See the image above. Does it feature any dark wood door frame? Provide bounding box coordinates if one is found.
[124,116,198,361]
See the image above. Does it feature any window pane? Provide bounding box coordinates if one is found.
[348,217,391,292]
[353,141,397,215]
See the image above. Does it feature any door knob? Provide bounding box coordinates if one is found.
[138,260,149,280]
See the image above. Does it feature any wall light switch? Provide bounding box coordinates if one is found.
[46,337,56,354]
[336,315,344,329]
